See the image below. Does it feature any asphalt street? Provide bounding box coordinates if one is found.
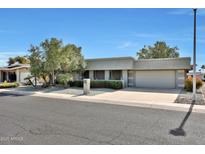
[0,92,205,144]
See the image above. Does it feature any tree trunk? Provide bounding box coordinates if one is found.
[29,79,35,87]
[52,70,55,85]
[34,76,37,88]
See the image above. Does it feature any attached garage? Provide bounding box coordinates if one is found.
[135,70,176,89]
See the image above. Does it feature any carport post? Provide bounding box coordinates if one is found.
[192,8,197,102]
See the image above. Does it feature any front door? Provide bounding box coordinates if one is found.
[8,72,17,82]
[128,71,134,87]
[2,72,6,82]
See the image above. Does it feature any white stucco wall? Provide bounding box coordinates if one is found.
[19,72,30,83]
[89,70,94,80]
[122,70,128,88]
[176,70,185,88]
[105,70,110,80]
[86,58,134,70]
[16,69,20,82]
[134,58,191,70]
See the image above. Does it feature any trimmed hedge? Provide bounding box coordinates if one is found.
[70,80,123,89]
[185,77,203,92]
[0,82,20,88]
[70,80,83,87]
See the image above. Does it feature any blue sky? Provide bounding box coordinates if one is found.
[0,8,204,69]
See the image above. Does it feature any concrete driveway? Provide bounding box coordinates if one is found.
[91,88,181,104]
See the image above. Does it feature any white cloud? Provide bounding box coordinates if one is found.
[117,41,138,49]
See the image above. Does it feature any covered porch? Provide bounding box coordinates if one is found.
[0,69,20,83]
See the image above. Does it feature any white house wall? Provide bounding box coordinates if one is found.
[134,58,191,70]
[86,58,134,70]
[19,71,30,83]
[175,70,186,88]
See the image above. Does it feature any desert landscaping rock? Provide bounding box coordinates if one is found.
[175,88,205,105]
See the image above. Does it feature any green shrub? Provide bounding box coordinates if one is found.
[109,80,123,89]
[185,77,203,92]
[56,73,73,87]
[69,80,83,87]
[70,80,123,89]
[0,81,19,88]
[91,80,105,88]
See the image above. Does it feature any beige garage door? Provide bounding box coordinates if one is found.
[135,70,176,88]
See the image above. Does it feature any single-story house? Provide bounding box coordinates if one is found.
[0,63,30,83]
[0,57,191,89]
[83,57,191,89]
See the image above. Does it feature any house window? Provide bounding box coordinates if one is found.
[110,70,122,80]
[83,70,89,79]
[94,70,105,80]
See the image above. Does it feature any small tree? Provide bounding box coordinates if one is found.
[41,38,63,85]
[28,45,42,87]
[60,44,86,73]
[39,61,50,87]
[27,38,86,87]
[137,41,180,59]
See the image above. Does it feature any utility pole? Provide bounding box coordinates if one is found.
[193,8,197,102]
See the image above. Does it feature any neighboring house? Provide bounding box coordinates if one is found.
[0,57,191,89]
[187,70,205,81]
[0,62,30,83]
[84,57,191,89]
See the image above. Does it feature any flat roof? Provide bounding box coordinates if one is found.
[86,56,191,62]
[86,56,135,61]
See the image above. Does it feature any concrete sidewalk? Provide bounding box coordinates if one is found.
[0,88,205,113]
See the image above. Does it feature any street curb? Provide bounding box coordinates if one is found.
[1,89,205,113]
